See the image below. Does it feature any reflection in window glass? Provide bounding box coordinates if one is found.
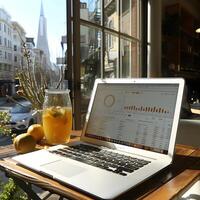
[76,0,142,128]
[121,38,131,77]
[80,25,101,124]
[104,32,118,78]
[104,0,119,31]
[120,38,139,77]
[121,0,138,37]
[80,0,101,24]
[132,41,140,76]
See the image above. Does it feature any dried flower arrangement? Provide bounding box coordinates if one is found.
[16,43,48,110]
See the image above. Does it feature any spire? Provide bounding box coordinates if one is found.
[36,0,50,64]
[40,0,44,16]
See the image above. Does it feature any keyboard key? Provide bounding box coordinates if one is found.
[49,144,151,176]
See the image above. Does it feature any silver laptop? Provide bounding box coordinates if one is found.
[13,78,184,199]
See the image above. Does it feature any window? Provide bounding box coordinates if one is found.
[67,0,147,128]
[104,0,119,31]
[108,21,114,48]
[9,40,12,48]
[4,64,7,71]
[104,31,119,77]
[7,27,9,35]
[8,53,12,60]
[4,38,7,47]
[14,45,17,51]
[0,36,2,45]
[0,0,147,127]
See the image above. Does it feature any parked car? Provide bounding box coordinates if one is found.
[0,101,37,133]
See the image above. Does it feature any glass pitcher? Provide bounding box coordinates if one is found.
[42,89,72,145]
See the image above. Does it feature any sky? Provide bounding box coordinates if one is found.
[0,0,66,63]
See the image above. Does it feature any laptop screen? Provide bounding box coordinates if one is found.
[85,83,179,154]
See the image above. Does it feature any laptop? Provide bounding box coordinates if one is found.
[12,78,185,199]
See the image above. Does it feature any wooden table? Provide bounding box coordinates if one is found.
[0,135,199,200]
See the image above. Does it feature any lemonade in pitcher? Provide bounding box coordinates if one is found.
[42,89,72,145]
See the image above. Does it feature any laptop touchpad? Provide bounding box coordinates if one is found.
[42,160,86,178]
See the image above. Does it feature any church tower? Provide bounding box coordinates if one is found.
[36,0,50,64]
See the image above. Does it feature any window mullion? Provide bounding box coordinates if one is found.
[118,0,121,78]
[141,0,148,77]
[73,0,81,129]
[101,0,105,78]
[66,0,72,92]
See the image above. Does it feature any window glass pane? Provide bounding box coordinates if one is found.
[80,25,101,95]
[72,0,143,129]
[120,38,131,77]
[104,32,118,78]
[80,25,101,124]
[120,38,139,77]
[132,41,140,76]
[104,0,119,31]
[121,0,138,37]
[80,0,102,25]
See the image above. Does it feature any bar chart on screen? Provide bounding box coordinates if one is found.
[124,105,170,114]
[86,83,179,152]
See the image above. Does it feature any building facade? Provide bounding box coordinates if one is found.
[12,21,26,72]
[0,8,26,97]
[0,8,14,96]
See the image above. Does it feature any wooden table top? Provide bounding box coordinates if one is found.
[0,134,199,200]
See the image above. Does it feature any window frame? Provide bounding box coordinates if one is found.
[66,0,148,129]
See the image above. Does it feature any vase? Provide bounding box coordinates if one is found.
[42,89,72,145]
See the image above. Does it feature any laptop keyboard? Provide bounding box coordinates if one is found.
[49,144,151,176]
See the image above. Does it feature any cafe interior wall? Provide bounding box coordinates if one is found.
[148,0,200,78]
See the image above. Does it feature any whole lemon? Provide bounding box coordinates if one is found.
[14,133,36,154]
[27,124,44,142]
